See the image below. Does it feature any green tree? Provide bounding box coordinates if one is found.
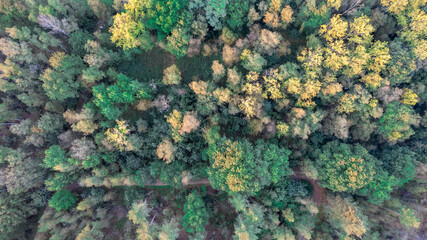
[110,0,188,50]
[49,190,77,211]
[128,200,154,239]
[146,0,188,37]
[378,102,419,142]
[182,191,209,234]
[0,146,26,166]
[207,138,291,196]
[0,192,37,240]
[76,221,105,240]
[314,141,376,192]
[380,147,417,187]
[158,218,180,240]
[226,0,249,30]
[233,203,265,240]
[43,145,70,169]
[40,52,85,101]
[92,73,152,120]
[37,113,65,135]
[399,207,420,229]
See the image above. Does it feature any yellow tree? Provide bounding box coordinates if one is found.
[166,110,183,142]
[105,120,134,151]
[325,196,367,239]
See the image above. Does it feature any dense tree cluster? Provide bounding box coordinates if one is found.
[0,0,425,239]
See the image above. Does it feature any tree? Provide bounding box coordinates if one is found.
[378,102,420,142]
[380,147,417,187]
[163,64,182,85]
[128,200,154,240]
[70,138,96,161]
[40,52,84,101]
[324,196,367,239]
[166,110,183,142]
[165,24,190,58]
[233,203,265,240]
[37,113,65,135]
[207,138,291,196]
[257,29,283,56]
[158,218,180,240]
[179,111,200,134]
[314,141,376,192]
[76,221,105,240]
[226,0,249,30]
[0,158,46,194]
[37,14,76,36]
[0,146,26,166]
[43,145,70,170]
[147,0,188,35]
[240,49,267,72]
[205,0,228,30]
[110,0,188,51]
[105,120,134,151]
[212,60,226,81]
[0,193,37,240]
[49,190,77,211]
[157,138,175,164]
[9,119,31,136]
[182,191,209,234]
[399,207,420,229]
[92,73,152,120]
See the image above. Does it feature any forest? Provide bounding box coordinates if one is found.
[0,0,426,239]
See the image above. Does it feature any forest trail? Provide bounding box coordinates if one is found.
[142,168,327,205]
[290,169,327,206]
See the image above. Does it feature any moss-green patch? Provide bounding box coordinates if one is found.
[117,47,220,84]
[175,53,221,83]
[117,47,175,81]
[114,218,127,231]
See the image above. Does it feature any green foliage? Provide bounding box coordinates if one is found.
[359,170,395,204]
[182,190,209,233]
[43,145,69,169]
[205,0,228,30]
[41,53,85,101]
[37,113,65,135]
[314,141,377,192]
[378,102,419,142]
[92,73,152,120]
[110,0,188,51]
[69,30,93,56]
[158,218,180,240]
[399,207,420,229]
[0,146,26,166]
[0,193,37,240]
[1,158,46,194]
[146,0,188,37]
[0,1,426,238]
[165,25,190,58]
[49,190,77,211]
[45,173,77,191]
[226,0,249,30]
[380,147,417,187]
[208,138,291,196]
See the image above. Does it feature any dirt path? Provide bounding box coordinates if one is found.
[143,169,327,205]
[290,168,327,205]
